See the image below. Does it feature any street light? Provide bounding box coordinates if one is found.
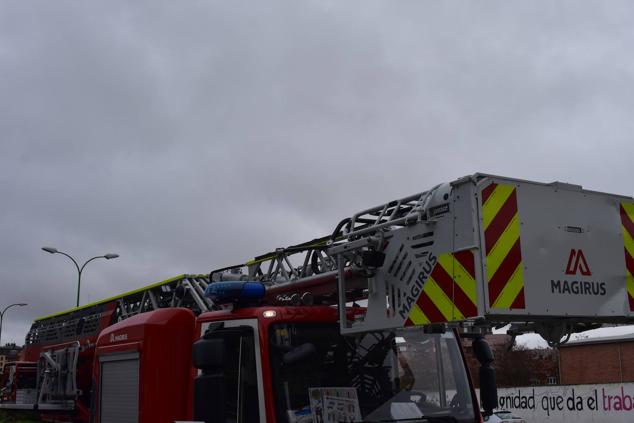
[41,247,119,307]
[0,303,27,347]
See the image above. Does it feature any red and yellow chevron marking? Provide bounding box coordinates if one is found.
[620,202,634,311]
[405,250,478,325]
[481,182,525,309]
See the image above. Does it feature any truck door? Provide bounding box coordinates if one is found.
[194,319,265,423]
[99,352,140,423]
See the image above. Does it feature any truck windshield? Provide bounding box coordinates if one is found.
[269,324,476,423]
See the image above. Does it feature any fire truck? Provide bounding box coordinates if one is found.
[2,173,634,423]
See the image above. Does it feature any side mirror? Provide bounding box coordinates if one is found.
[472,337,494,365]
[283,343,316,365]
[192,338,225,370]
[479,366,498,416]
[193,337,226,423]
[472,337,498,416]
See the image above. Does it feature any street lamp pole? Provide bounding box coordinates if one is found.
[0,303,27,347]
[42,247,119,308]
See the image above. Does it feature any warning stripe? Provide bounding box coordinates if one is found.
[485,190,519,254]
[406,303,430,326]
[487,239,522,305]
[510,287,526,309]
[425,277,465,321]
[626,249,634,279]
[622,204,634,257]
[454,250,476,279]
[483,184,516,232]
[625,250,634,311]
[406,251,478,325]
[622,203,634,240]
[481,183,497,205]
[481,183,525,309]
[620,202,634,311]
[435,256,477,313]
[486,214,521,278]
[491,260,524,309]
[415,292,447,323]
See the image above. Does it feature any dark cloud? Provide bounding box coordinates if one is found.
[1,1,634,343]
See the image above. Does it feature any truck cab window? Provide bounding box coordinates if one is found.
[224,329,259,423]
[194,325,260,423]
[269,323,475,423]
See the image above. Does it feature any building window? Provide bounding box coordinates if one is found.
[547,376,557,385]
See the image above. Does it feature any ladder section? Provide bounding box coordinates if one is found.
[209,235,359,306]
[328,181,463,334]
[26,274,211,347]
[113,274,212,322]
[207,182,458,330]
[207,184,452,289]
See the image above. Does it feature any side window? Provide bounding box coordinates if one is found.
[194,324,261,423]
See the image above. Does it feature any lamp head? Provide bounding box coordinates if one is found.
[42,247,58,254]
[104,253,119,260]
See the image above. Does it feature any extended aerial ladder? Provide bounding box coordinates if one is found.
[30,172,634,350]
[209,173,634,346]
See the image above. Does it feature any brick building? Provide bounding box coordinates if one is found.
[462,334,559,388]
[0,343,21,372]
[559,333,634,384]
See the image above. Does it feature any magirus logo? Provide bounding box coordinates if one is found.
[565,248,592,276]
[551,248,605,296]
[109,333,128,343]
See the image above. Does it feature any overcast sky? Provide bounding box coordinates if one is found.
[1,1,634,347]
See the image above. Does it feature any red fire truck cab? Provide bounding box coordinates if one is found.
[93,305,482,423]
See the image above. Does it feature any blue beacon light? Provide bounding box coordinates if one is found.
[204,281,266,304]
